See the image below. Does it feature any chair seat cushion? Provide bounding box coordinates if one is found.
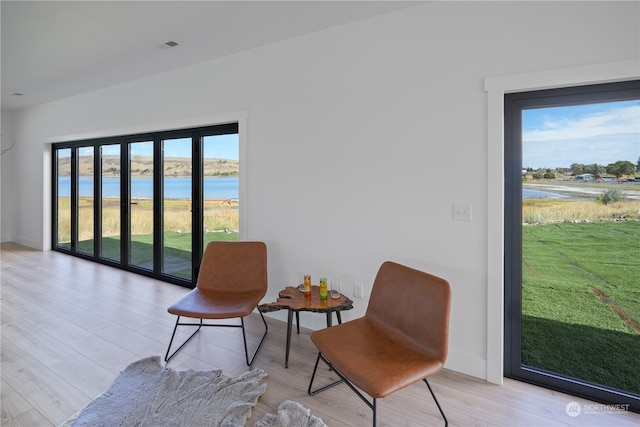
[311,317,445,399]
[168,288,265,319]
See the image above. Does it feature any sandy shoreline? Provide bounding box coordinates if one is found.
[524,182,640,201]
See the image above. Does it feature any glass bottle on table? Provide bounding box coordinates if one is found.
[303,274,311,294]
[319,277,328,299]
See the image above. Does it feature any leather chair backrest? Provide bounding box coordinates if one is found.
[196,241,267,293]
[365,261,451,363]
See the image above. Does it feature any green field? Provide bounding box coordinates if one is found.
[522,221,640,394]
[75,231,238,279]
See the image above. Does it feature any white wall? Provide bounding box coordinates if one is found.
[1,109,16,242]
[1,1,638,382]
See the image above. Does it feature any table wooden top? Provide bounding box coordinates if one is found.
[259,285,354,314]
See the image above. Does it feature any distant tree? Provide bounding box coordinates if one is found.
[570,163,584,175]
[584,163,605,178]
[606,160,635,178]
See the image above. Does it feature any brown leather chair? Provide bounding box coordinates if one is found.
[164,241,268,365]
[308,261,451,426]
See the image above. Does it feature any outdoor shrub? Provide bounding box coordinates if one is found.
[597,189,624,205]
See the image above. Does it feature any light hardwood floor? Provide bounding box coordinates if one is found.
[1,242,638,427]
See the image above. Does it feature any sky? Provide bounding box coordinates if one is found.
[75,134,239,160]
[522,99,640,170]
[124,134,239,160]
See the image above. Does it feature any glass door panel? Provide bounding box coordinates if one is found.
[56,148,72,249]
[520,99,640,395]
[129,141,154,270]
[162,138,192,279]
[101,144,121,262]
[505,81,640,411]
[77,147,94,255]
[202,134,239,249]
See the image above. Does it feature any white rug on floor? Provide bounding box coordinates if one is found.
[62,355,267,427]
[255,400,327,427]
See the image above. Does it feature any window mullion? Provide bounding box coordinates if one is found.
[153,138,163,275]
[93,143,101,258]
[121,142,130,266]
[192,135,203,281]
[71,148,79,253]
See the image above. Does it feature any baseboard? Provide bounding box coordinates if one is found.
[444,350,488,382]
[11,235,42,250]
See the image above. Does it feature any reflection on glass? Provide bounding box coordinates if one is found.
[77,147,94,255]
[202,134,239,250]
[129,141,154,270]
[163,138,192,279]
[101,144,120,261]
[56,149,72,249]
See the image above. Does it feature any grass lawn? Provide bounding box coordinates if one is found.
[78,231,238,280]
[522,221,640,395]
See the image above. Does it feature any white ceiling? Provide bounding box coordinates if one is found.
[1,1,421,111]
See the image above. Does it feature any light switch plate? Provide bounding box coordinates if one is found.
[453,204,472,221]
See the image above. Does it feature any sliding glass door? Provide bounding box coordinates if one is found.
[77,147,95,256]
[55,148,72,250]
[162,137,193,280]
[504,80,640,411]
[202,133,239,249]
[129,141,154,270]
[52,123,239,287]
[100,144,121,262]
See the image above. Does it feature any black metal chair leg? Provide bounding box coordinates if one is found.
[308,353,345,395]
[164,316,203,362]
[372,398,376,427]
[308,352,447,427]
[241,310,269,365]
[307,352,322,394]
[424,379,448,427]
[165,311,268,365]
[308,353,374,420]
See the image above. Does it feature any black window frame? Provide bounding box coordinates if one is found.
[51,122,239,288]
[504,79,640,412]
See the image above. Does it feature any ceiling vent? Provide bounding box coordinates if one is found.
[158,41,179,50]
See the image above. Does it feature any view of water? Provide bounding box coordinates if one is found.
[57,176,238,199]
[522,188,568,199]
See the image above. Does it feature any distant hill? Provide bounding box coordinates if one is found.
[57,155,238,177]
